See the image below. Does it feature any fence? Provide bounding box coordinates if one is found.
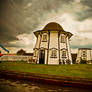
[0,55,33,62]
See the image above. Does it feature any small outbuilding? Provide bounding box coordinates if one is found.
[76,48,92,64]
[33,22,73,64]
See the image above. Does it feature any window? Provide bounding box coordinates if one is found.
[42,34,47,42]
[62,50,66,57]
[51,49,57,58]
[61,36,66,43]
[82,51,86,57]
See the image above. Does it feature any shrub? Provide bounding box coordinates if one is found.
[66,59,71,64]
[80,59,87,64]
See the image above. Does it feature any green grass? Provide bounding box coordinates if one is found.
[0,61,92,79]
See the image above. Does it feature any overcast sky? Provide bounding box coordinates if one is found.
[0,0,92,53]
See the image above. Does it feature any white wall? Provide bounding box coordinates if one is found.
[34,31,72,65]
[40,33,48,48]
[60,34,66,49]
[35,34,41,48]
[76,49,92,64]
[48,32,59,64]
[49,32,58,48]
[48,49,59,64]
[66,37,72,64]
[59,34,72,64]
[45,50,47,64]
[33,34,41,63]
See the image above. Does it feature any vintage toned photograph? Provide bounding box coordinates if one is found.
[0,0,92,92]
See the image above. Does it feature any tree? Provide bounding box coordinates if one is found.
[17,49,26,55]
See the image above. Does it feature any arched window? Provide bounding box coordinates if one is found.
[62,50,66,57]
[42,33,47,42]
[61,49,67,58]
[51,49,57,58]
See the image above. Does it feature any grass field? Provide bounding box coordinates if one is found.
[0,62,92,79]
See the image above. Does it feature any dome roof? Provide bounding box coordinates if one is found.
[43,22,64,31]
[34,22,73,38]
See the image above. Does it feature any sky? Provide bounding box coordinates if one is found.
[0,0,92,53]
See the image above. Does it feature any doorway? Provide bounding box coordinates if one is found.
[39,50,45,64]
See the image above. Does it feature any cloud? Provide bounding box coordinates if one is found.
[75,0,92,21]
[0,0,73,47]
[0,0,92,53]
[45,13,92,52]
[9,33,35,52]
[24,3,32,9]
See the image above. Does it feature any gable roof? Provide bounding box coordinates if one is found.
[0,44,9,53]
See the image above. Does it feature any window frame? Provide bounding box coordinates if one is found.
[50,49,57,58]
[62,50,66,57]
[61,36,66,43]
[42,33,47,42]
[82,50,86,58]
[61,49,67,58]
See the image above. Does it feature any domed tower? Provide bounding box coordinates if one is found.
[33,22,73,64]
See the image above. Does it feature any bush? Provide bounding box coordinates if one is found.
[80,59,87,64]
[66,59,71,64]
